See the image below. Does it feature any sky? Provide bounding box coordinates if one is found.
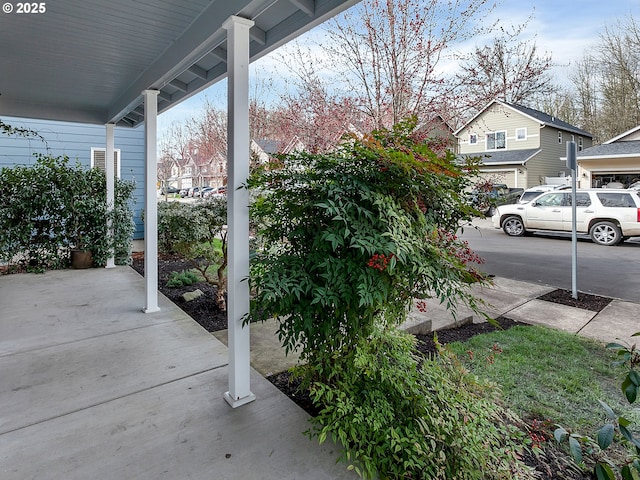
[158,0,640,137]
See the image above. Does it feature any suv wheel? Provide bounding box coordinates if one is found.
[502,216,525,237]
[590,221,622,246]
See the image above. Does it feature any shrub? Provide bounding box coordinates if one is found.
[166,270,201,288]
[0,153,135,271]
[248,118,485,366]
[247,119,530,478]
[157,198,228,309]
[306,327,535,479]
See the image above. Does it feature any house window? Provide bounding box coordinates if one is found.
[558,131,563,144]
[185,166,192,175]
[578,137,583,151]
[516,128,527,140]
[469,133,478,145]
[91,148,121,178]
[486,131,506,150]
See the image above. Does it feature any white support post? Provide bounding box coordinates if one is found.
[143,89,161,313]
[105,123,116,269]
[223,15,256,408]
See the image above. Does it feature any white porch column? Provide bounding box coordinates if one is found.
[223,15,256,408]
[105,123,116,269]
[143,89,161,313]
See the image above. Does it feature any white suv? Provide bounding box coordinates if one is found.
[492,189,640,246]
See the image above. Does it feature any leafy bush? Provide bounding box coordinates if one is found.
[248,118,485,366]
[247,119,530,478]
[555,336,640,479]
[157,198,228,309]
[0,153,135,271]
[306,328,535,479]
[166,270,201,288]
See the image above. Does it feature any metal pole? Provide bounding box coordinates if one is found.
[567,141,578,299]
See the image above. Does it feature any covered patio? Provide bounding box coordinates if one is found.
[0,267,352,478]
[1,0,359,476]
[0,0,357,404]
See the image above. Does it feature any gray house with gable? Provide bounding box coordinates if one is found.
[455,99,593,188]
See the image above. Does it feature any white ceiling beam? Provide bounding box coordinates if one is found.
[289,0,314,16]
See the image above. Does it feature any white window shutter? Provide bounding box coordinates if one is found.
[91,148,120,178]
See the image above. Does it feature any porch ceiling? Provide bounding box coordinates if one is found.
[0,0,358,127]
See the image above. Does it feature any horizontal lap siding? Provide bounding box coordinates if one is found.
[0,116,145,238]
[458,106,540,155]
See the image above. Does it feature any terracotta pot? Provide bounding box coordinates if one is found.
[70,250,93,269]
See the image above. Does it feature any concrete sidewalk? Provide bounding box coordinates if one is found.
[404,276,640,347]
[0,267,354,480]
[216,275,640,377]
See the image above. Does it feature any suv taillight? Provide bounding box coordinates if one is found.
[638,208,640,222]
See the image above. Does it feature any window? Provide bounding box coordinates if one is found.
[567,193,592,207]
[558,131,563,144]
[486,131,506,150]
[91,148,120,178]
[469,133,478,145]
[535,192,564,206]
[516,128,527,140]
[597,192,636,208]
[578,137,583,152]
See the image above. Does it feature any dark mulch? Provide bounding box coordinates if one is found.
[414,317,529,355]
[130,252,227,332]
[538,288,613,312]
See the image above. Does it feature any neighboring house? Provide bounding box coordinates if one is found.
[455,99,593,188]
[416,114,457,154]
[0,116,145,238]
[159,146,227,191]
[252,136,306,162]
[576,125,640,188]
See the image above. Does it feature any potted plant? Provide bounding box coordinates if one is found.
[65,165,107,269]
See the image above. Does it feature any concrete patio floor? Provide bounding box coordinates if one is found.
[0,267,353,479]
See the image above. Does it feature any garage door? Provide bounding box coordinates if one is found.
[477,170,516,187]
[591,172,640,188]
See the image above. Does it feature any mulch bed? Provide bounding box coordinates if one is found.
[538,288,613,312]
[130,252,227,332]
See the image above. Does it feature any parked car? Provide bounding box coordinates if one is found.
[209,186,226,199]
[493,189,640,246]
[179,188,189,197]
[187,187,200,197]
[518,185,567,204]
[199,187,215,198]
[470,183,524,216]
[161,186,180,195]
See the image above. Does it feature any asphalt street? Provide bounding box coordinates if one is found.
[460,218,640,302]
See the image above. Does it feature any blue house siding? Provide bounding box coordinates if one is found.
[0,116,146,239]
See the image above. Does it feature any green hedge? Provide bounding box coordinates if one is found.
[0,153,135,271]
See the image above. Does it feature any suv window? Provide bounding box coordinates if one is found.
[566,193,592,207]
[597,192,636,208]
[535,192,564,206]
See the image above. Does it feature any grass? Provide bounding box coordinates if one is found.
[445,325,640,435]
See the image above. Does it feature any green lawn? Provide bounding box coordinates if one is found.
[445,325,640,434]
